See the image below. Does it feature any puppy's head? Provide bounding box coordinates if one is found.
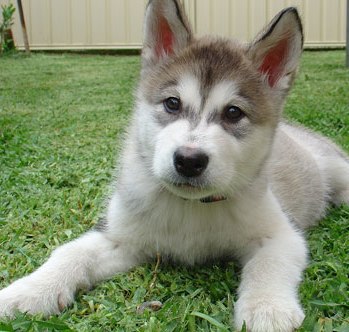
[135,0,303,200]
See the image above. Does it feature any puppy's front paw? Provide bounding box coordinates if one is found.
[234,294,305,332]
[0,275,74,318]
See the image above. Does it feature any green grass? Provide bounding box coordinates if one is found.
[0,50,348,331]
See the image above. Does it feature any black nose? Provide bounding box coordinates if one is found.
[174,147,209,178]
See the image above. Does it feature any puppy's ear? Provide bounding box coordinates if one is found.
[142,0,193,69]
[247,8,303,92]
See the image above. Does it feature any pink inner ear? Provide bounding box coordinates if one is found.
[156,17,174,58]
[259,38,289,87]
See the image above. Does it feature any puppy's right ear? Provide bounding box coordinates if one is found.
[142,0,193,69]
[247,8,303,92]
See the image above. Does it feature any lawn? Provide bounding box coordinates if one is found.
[0,50,348,332]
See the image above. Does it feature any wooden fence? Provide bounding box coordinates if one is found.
[0,0,346,50]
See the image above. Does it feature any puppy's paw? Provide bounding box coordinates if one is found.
[0,275,74,318]
[234,294,305,332]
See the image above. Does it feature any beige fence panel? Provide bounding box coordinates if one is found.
[195,0,346,48]
[1,0,148,49]
[0,0,346,50]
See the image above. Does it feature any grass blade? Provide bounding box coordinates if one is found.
[191,311,229,331]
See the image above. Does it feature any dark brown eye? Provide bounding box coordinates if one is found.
[223,106,245,123]
[164,97,181,114]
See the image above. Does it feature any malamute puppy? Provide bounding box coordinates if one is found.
[1,1,348,331]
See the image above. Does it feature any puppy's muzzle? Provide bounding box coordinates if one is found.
[174,147,209,178]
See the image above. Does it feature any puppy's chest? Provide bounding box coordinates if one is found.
[141,202,248,264]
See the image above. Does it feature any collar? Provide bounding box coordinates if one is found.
[200,195,227,203]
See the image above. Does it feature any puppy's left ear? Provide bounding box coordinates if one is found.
[142,0,193,69]
[247,8,303,92]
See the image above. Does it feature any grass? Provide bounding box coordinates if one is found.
[0,50,348,331]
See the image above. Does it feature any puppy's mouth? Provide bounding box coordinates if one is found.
[173,182,201,189]
[171,177,208,190]
[164,181,227,203]
[163,177,217,200]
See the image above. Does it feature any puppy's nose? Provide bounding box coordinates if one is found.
[174,147,209,178]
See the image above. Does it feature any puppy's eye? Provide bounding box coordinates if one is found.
[222,106,245,123]
[164,97,181,114]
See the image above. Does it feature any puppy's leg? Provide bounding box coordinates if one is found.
[234,193,308,332]
[0,230,140,317]
[326,157,349,206]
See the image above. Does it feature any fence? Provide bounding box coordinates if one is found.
[0,0,346,50]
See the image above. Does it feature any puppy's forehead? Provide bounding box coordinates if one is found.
[177,74,239,111]
[205,80,239,110]
[174,39,260,95]
[185,39,248,85]
[165,41,247,100]
[172,39,246,92]
[177,74,202,110]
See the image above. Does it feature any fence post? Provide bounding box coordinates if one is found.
[17,0,30,54]
[347,0,349,66]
